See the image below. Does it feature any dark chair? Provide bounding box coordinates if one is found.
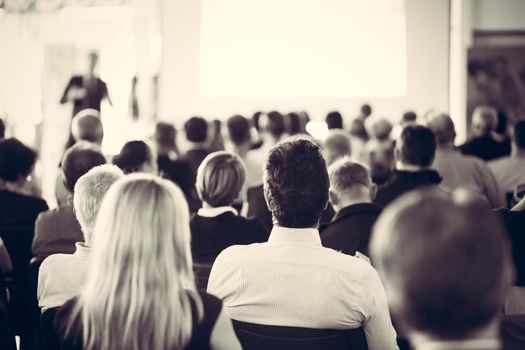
[0,227,37,349]
[193,261,213,293]
[232,319,368,350]
[0,300,16,350]
[40,307,61,350]
[501,314,525,350]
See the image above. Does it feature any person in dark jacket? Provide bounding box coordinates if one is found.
[321,158,380,256]
[374,125,442,207]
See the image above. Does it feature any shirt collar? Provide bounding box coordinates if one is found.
[73,242,90,259]
[417,338,501,350]
[198,206,238,218]
[268,226,321,245]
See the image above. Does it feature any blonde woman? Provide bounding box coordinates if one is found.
[50,174,241,350]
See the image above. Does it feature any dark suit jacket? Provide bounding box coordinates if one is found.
[190,212,269,263]
[460,135,511,161]
[320,203,382,256]
[374,169,442,208]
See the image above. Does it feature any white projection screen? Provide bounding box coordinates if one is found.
[199,0,407,98]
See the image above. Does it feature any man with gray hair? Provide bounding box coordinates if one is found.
[460,106,510,161]
[321,157,380,256]
[427,113,503,208]
[322,129,352,166]
[37,164,123,311]
[370,189,513,350]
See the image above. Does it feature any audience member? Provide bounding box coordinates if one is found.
[371,189,513,350]
[489,120,525,198]
[33,142,106,261]
[363,138,395,186]
[113,140,157,174]
[322,129,352,166]
[226,115,263,188]
[209,119,225,152]
[0,118,5,139]
[154,122,196,211]
[427,113,503,208]
[208,138,398,350]
[191,152,268,266]
[251,111,286,164]
[0,138,48,245]
[38,165,123,311]
[285,112,302,135]
[374,125,441,207]
[182,116,212,174]
[350,103,372,142]
[47,174,241,350]
[321,158,380,256]
[326,110,344,129]
[366,117,394,142]
[460,106,511,161]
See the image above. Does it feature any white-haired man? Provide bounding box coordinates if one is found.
[38,165,123,311]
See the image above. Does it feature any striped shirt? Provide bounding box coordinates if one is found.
[207,226,398,350]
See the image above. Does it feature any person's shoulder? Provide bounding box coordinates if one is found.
[41,253,74,270]
[214,242,268,263]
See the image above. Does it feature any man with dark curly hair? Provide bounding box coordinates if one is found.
[208,138,398,350]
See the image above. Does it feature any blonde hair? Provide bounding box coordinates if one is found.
[196,151,245,207]
[70,174,201,350]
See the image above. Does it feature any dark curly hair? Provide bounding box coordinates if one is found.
[0,138,37,182]
[264,138,329,228]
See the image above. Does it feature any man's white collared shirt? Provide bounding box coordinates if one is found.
[207,226,398,350]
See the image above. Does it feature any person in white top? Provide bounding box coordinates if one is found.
[370,189,513,350]
[427,113,504,208]
[37,165,123,311]
[208,138,399,350]
[489,120,525,198]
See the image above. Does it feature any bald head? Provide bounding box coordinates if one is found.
[472,106,498,137]
[71,109,104,145]
[427,113,456,146]
[371,189,513,341]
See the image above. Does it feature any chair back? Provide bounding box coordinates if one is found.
[501,314,525,350]
[232,319,368,350]
[193,261,214,293]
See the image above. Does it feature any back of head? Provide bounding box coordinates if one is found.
[512,120,525,150]
[265,111,286,140]
[71,109,104,144]
[367,117,393,141]
[113,140,156,174]
[360,104,372,118]
[286,112,301,135]
[264,138,329,228]
[196,151,245,207]
[323,129,352,166]
[227,115,251,146]
[62,142,106,192]
[427,113,456,145]
[326,111,343,130]
[155,122,176,151]
[79,174,196,350]
[370,189,513,341]
[397,125,436,167]
[402,111,417,124]
[0,138,37,183]
[184,116,208,143]
[328,157,371,194]
[73,165,123,243]
[472,106,498,137]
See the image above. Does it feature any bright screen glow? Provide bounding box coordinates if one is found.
[200,0,406,98]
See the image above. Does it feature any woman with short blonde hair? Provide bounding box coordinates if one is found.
[50,174,241,350]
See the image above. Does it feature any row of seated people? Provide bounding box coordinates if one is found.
[0,106,524,348]
[31,138,525,350]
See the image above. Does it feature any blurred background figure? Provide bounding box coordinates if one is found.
[350,103,372,142]
[427,113,503,208]
[325,110,344,130]
[460,105,511,161]
[113,140,157,175]
[322,129,352,166]
[60,52,111,148]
